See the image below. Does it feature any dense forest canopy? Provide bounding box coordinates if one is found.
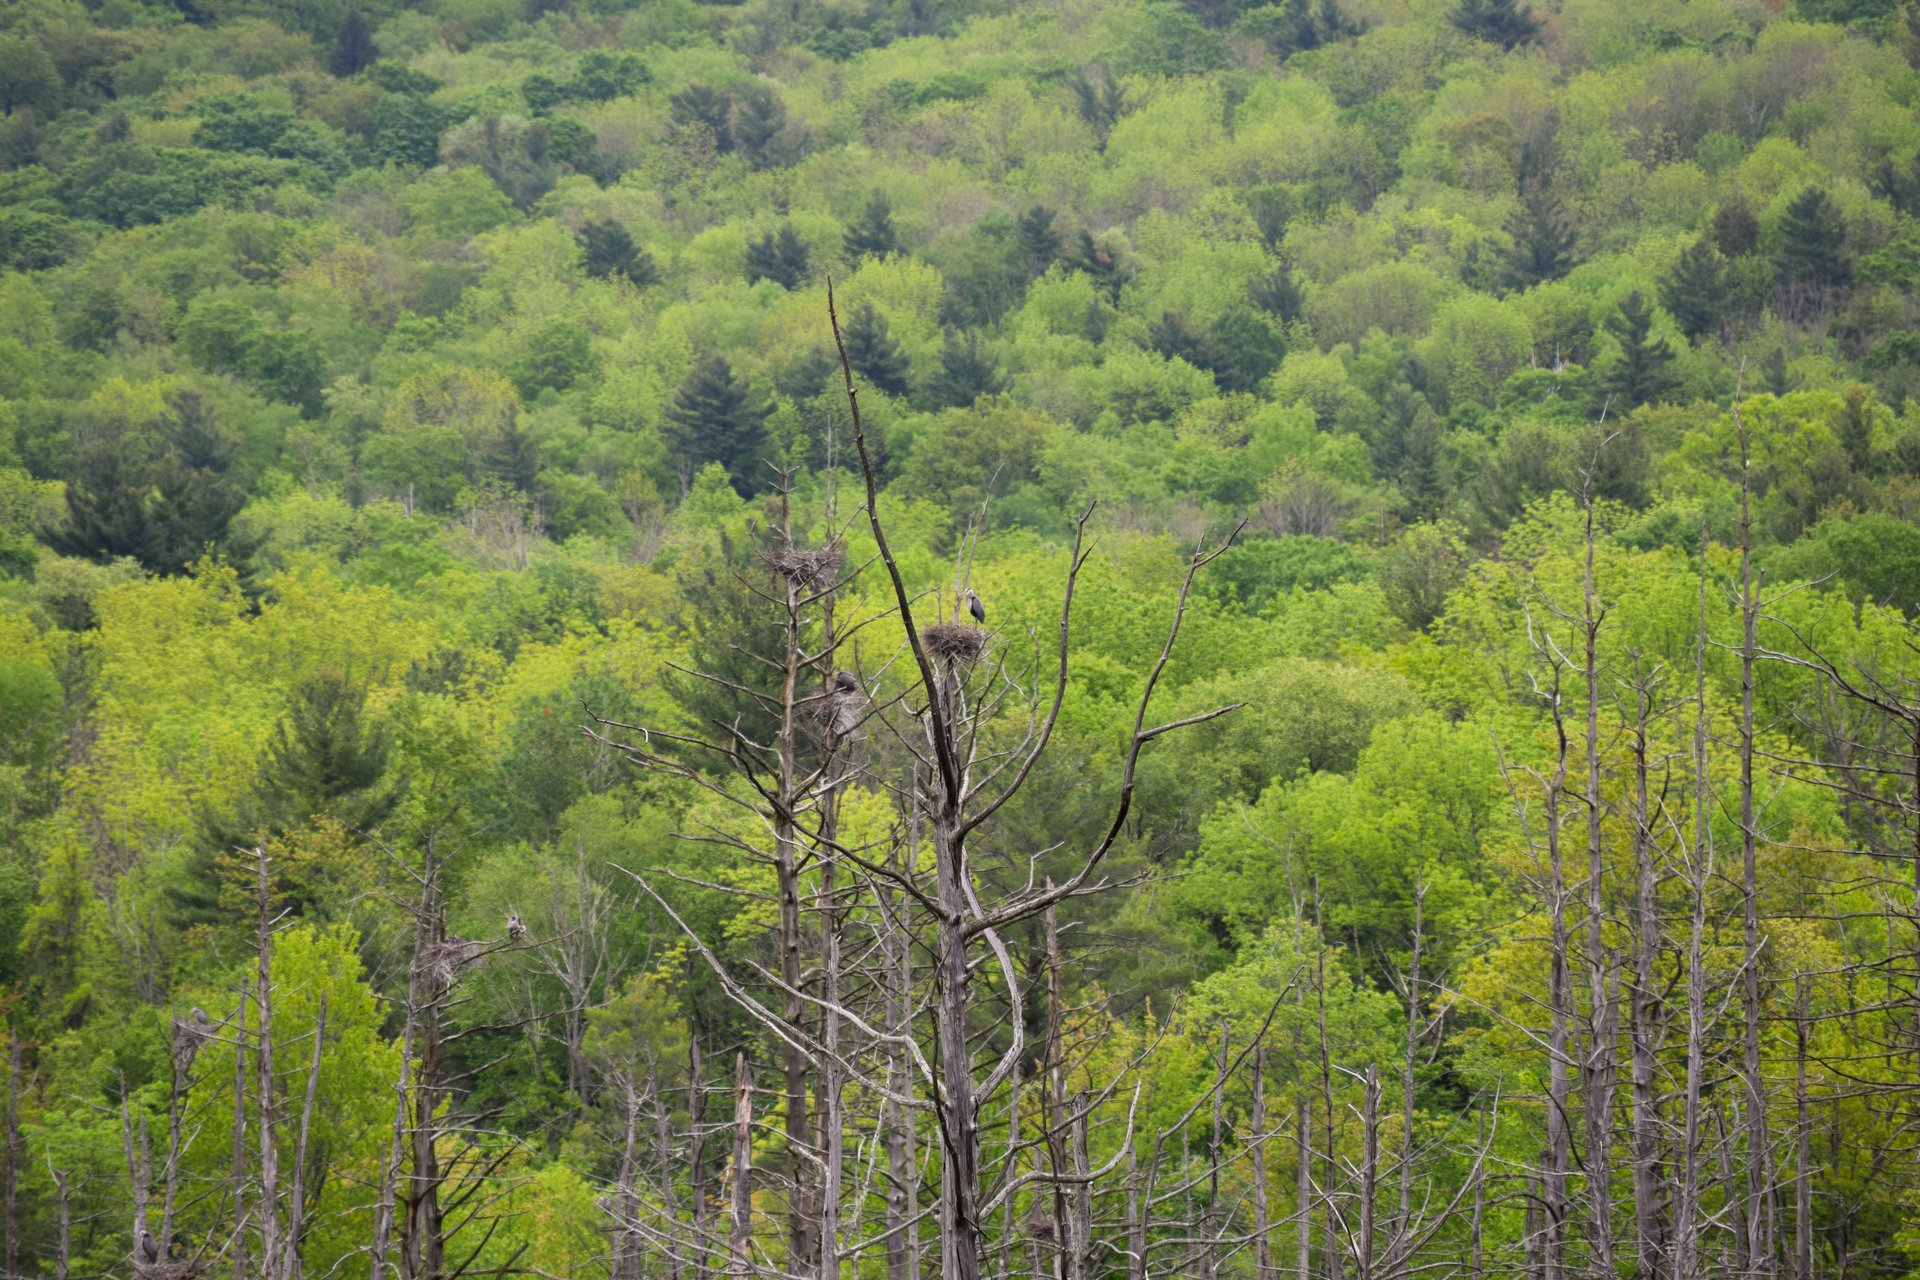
[5,0,1920,1275]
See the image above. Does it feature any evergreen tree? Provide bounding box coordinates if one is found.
[1762,347,1792,397]
[1773,185,1850,302]
[1661,237,1727,341]
[1711,191,1760,258]
[843,190,900,260]
[1149,310,1223,376]
[328,8,376,78]
[578,218,659,286]
[731,84,790,168]
[662,354,771,495]
[1067,229,1125,300]
[1072,63,1126,146]
[926,329,1006,408]
[669,82,733,152]
[843,302,912,397]
[42,442,151,567]
[745,224,810,290]
[775,347,838,402]
[1248,263,1304,323]
[1016,205,1060,278]
[1208,308,1286,393]
[1397,408,1449,521]
[1600,291,1678,411]
[1449,0,1541,48]
[1506,189,1574,289]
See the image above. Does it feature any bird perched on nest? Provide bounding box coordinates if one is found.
[961,587,986,624]
[834,671,860,695]
[140,1229,161,1264]
[826,671,866,736]
[191,1007,212,1029]
[506,912,526,943]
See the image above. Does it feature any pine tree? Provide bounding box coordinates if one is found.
[662,354,771,495]
[1712,191,1760,258]
[1773,185,1850,304]
[1067,229,1124,300]
[731,84,788,168]
[843,302,912,397]
[1600,291,1678,411]
[1449,0,1541,49]
[1661,237,1727,341]
[926,330,1006,408]
[1072,63,1126,146]
[1507,189,1574,289]
[1016,205,1060,279]
[669,83,733,152]
[745,224,810,290]
[1397,408,1449,521]
[578,218,659,286]
[1208,307,1286,393]
[843,190,900,261]
[42,441,151,566]
[329,8,376,77]
[1248,264,1304,323]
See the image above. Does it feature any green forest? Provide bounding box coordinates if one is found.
[5,0,1920,1273]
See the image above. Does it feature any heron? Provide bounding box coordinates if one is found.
[191,1007,212,1028]
[140,1229,160,1264]
[834,671,860,694]
[962,587,986,624]
[506,912,526,943]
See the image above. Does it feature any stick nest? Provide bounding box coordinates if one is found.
[169,1013,213,1074]
[815,690,867,736]
[760,545,842,586]
[922,623,988,662]
[135,1260,211,1280]
[417,938,488,990]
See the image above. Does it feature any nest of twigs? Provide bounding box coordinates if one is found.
[170,1013,214,1074]
[417,938,488,991]
[815,689,867,736]
[922,623,988,662]
[760,545,842,587]
[135,1259,210,1280]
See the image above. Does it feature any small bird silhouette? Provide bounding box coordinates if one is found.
[140,1229,160,1264]
[962,587,986,624]
[506,912,526,943]
[834,671,860,694]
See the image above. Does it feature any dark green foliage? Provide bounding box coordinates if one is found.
[1016,205,1060,278]
[1245,0,1366,59]
[1600,291,1678,411]
[1149,310,1221,373]
[1870,152,1920,216]
[1072,62,1127,145]
[776,347,839,402]
[1207,307,1286,392]
[44,391,254,576]
[1067,229,1126,300]
[1662,237,1727,340]
[745,224,810,289]
[1448,0,1541,47]
[844,190,900,260]
[1711,192,1760,257]
[1248,263,1303,322]
[1774,186,1850,308]
[1762,346,1792,396]
[579,218,659,285]
[1397,409,1449,519]
[662,355,772,495]
[328,8,376,77]
[568,51,649,102]
[671,83,734,152]
[0,36,60,114]
[60,143,305,228]
[1771,512,1920,608]
[732,84,796,168]
[370,93,445,167]
[926,329,1006,408]
[1506,190,1574,290]
[244,329,330,415]
[842,302,912,397]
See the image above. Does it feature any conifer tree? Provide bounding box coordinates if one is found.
[731,84,789,168]
[745,224,810,290]
[1661,237,1727,341]
[1774,185,1850,301]
[1248,263,1303,322]
[1148,310,1223,375]
[1067,229,1124,300]
[663,354,771,495]
[328,8,376,78]
[1712,191,1760,258]
[1072,63,1126,146]
[43,442,150,567]
[1507,189,1574,289]
[1016,205,1060,278]
[669,83,733,152]
[578,219,659,286]
[1600,291,1678,411]
[843,190,899,260]
[1397,408,1449,521]
[926,330,1006,408]
[1449,0,1541,48]
[842,302,911,397]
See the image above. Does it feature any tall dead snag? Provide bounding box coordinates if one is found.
[1576,486,1616,1280]
[826,280,1244,1280]
[5,1026,20,1280]
[1623,654,1669,1279]
[730,1054,753,1280]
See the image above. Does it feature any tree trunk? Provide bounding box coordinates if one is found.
[730,1055,753,1280]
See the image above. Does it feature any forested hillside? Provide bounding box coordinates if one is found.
[5,0,1920,1274]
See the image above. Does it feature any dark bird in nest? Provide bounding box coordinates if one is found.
[140,1230,161,1264]
[962,587,986,624]
[506,912,526,943]
[191,1007,211,1028]
[834,671,860,694]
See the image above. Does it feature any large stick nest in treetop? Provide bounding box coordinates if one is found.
[136,1260,211,1280]
[417,938,488,990]
[922,623,988,662]
[760,545,842,586]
